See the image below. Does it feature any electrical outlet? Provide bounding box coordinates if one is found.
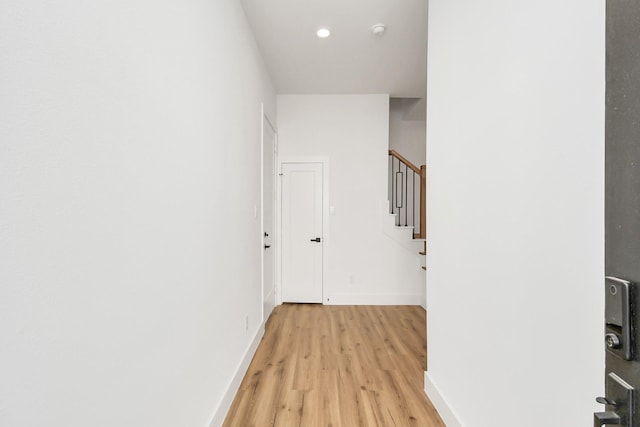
[244,315,249,332]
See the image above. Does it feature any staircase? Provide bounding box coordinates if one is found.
[386,150,427,271]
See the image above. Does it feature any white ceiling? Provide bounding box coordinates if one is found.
[240,0,427,97]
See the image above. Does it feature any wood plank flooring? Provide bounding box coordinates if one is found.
[222,304,445,427]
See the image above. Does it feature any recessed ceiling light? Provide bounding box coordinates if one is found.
[317,28,331,38]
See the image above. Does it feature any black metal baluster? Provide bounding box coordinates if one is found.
[391,156,395,217]
[413,172,416,233]
[404,164,408,226]
[396,172,403,205]
[399,164,402,225]
[396,158,400,224]
[389,155,392,214]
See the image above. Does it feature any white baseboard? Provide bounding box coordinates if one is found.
[325,293,422,305]
[420,292,427,310]
[424,371,463,427]
[208,322,265,427]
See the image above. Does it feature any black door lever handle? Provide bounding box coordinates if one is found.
[310,237,321,242]
[595,396,617,406]
[594,411,620,427]
[264,244,271,249]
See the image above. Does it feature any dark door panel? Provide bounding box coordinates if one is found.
[601,0,640,425]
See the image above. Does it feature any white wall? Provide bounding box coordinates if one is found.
[0,1,274,426]
[389,98,427,168]
[277,95,425,305]
[425,1,604,426]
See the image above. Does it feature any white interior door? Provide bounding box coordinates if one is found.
[262,117,276,320]
[281,162,323,303]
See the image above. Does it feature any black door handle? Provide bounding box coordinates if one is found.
[594,411,620,427]
[264,244,271,249]
[310,237,321,242]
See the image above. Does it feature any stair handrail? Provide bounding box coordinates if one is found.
[388,150,426,239]
[388,149,421,174]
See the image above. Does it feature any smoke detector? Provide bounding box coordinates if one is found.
[371,23,386,36]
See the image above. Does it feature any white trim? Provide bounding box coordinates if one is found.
[420,293,427,310]
[325,293,422,306]
[208,322,265,427]
[277,156,330,306]
[260,103,278,322]
[424,371,464,427]
[275,160,282,306]
[260,103,265,323]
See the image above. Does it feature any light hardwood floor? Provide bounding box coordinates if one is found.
[222,304,445,427]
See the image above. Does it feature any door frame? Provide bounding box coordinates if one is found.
[276,156,330,305]
[261,103,277,322]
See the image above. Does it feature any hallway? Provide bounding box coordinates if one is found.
[223,304,444,426]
